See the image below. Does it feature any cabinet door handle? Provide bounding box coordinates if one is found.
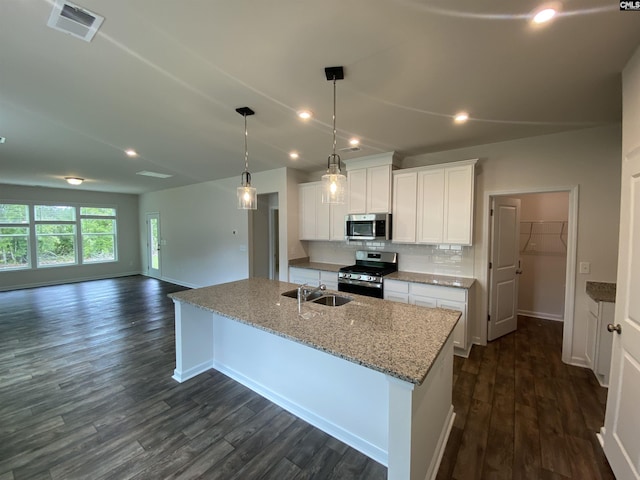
[607,323,622,334]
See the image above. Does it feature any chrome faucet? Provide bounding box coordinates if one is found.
[297,282,327,312]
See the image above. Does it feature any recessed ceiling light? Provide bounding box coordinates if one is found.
[297,110,313,120]
[65,177,84,185]
[349,138,360,146]
[125,149,138,157]
[289,152,299,159]
[454,112,469,124]
[532,7,556,24]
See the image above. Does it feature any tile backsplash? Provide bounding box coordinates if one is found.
[307,241,475,277]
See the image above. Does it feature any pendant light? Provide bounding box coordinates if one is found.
[321,66,347,204]
[236,107,257,210]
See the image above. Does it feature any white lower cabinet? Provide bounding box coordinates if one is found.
[320,270,339,291]
[587,297,615,387]
[289,267,338,291]
[385,279,472,356]
[383,279,410,303]
[289,267,321,285]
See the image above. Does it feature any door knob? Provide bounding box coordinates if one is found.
[607,323,622,334]
[515,269,523,275]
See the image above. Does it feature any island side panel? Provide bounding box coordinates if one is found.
[387,336,455,480]
[210,311,390,465]
[172,300,215,382]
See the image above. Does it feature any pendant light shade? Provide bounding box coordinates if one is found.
[236,107,257,210]
[321,66,346,205]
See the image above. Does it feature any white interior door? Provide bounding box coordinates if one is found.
[601,147,640,479]
[488,197,521,341]
[146,213,161,278]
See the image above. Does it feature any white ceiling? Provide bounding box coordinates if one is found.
[1,0,639,194]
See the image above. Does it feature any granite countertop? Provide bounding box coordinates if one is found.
[289,259,343,273]
[289,259,475,289]
[586,281,616,303]
[169,278,460,385]
[386,271,475,289]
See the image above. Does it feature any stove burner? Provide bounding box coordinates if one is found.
[337,250,398,298]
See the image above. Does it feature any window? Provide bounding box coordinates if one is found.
[80,207,117,263]
[0,203,118,271]
[35,205,77,267]
[0,204,30,270]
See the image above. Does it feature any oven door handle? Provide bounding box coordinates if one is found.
[338,278,383,288]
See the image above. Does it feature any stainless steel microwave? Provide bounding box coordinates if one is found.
[345,213,391,241]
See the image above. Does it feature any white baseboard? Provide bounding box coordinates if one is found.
[518,309,564,322]
[426,406,456,480]
[154,274,200,289]
[0,270,142,292]
[172,360,214,383]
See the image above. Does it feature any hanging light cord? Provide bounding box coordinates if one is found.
[243,113,249,173]
[328,75,341,171]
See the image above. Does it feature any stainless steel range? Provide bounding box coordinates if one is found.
[338,250,398,299]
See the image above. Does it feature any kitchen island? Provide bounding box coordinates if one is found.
[169,278,460,480]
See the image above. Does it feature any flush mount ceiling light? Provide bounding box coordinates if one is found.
[454,111,469,124]
[236,107,257,210]
[531,5,558,24]
[321,66,347,205]
[65,177,84,185]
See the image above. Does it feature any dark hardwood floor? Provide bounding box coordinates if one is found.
[0,276,614,479]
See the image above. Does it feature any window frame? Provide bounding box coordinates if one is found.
[0,203,31,271]
[0,201,119,271]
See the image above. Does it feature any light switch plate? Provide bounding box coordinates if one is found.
[579,262,591,274]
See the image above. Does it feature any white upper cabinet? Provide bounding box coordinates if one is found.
[299,182,346,241]
[346,153,398,214]
[347,165,393,214]
[330,200,348,241]
[443,164,475,245]
[392,159,477,245]
[416,169,445,244]
[347,168,367,214]
[299,182,330,241]
[392,171,418,243]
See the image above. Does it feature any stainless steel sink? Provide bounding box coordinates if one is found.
[311,295,352,307]
[280,289,325,301]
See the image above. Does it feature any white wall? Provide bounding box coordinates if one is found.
[515,192,569,321]
[0,184,140,290]
[402,124,621,366]
[138,167,299,288]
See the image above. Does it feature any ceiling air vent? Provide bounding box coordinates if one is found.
[47,0,104,42]
[339,146,361,153]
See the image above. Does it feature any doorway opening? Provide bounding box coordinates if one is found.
[146,212,161,279]
[250,193,279,280]
[487,187,578,363]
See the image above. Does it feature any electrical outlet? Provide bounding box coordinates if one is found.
[579,262,591,274]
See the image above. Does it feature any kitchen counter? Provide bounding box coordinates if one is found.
[586,281,616,303]
[169,277,458,478]
[386,271,475,289]
[289,259,475,289]
[289,259,343,273]
[169,277,460,384]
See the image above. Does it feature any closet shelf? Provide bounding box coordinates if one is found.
[520,221,567,256]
